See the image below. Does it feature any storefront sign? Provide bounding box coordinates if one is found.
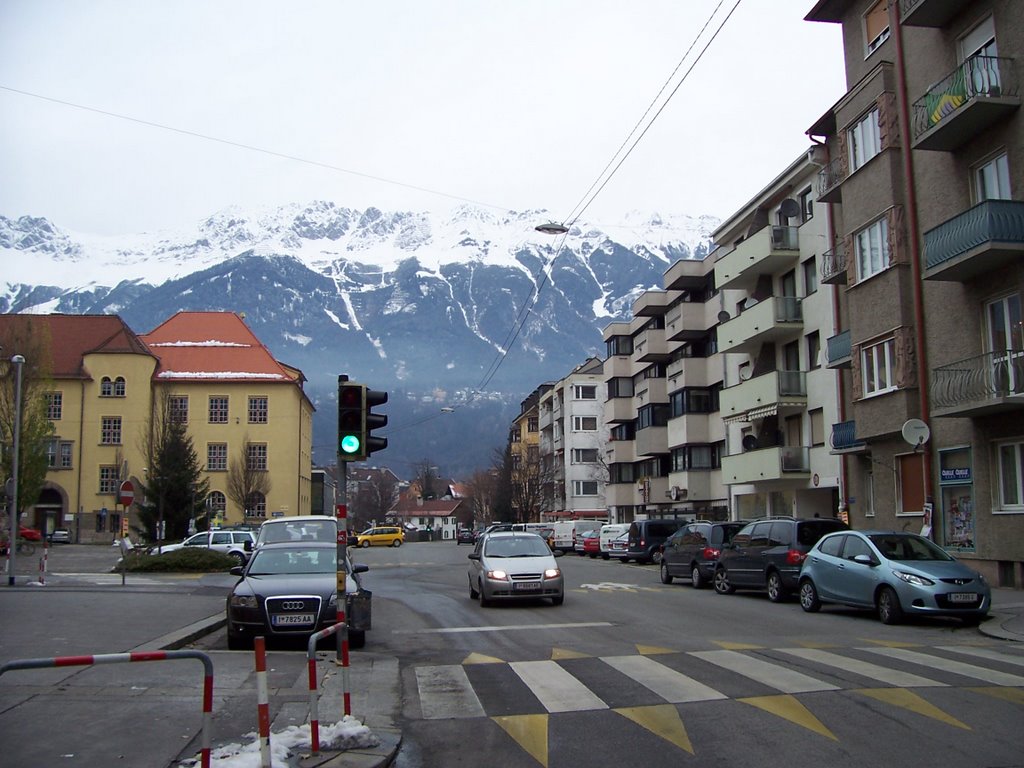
[940,467,972,483]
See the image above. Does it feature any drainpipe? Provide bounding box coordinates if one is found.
[890,2,934,511]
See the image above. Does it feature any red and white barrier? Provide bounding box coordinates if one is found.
[254,636,272,768]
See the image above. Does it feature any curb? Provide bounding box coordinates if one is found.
[139,613,227,652]
[978,612,1023,642]
[298,729,401,768]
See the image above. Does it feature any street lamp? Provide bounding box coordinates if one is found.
[8,355,25,587]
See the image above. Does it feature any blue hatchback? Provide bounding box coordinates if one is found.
[798,530,990,625]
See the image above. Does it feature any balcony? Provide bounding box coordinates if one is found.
[817,156,847,203]
[633,290,670,317]
[923,200,1024,282]
[635,425,668,458]
[606,396,636,424]
[667,413,712,447]
[718,297,803,355]
[830,421,866,454]
[714,226,800,291]
[665,301,710,342]
[820,241,848,285]
[634,329,670,362]
[604,355,633,378]
[932,350,1024,418]
[720,371,807,423]
[664,259,708,291]
[722,446,810,485]
[899,0,970,27]
[826,330,852,369]
[666,355,713,389]
[912,56,1020,152]
[606,439,636,465]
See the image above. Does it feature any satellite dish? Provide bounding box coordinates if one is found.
[717,310,731,323]
[901,419,931,447]
[780,198,801,219]
[742,434,759,451]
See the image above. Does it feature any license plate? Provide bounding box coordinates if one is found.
[948,592,976,603]
[513,582,541,591]
[272,613,314,626]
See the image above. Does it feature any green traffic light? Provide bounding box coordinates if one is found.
[340,434,361,454]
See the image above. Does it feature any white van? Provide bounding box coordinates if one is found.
[551,519,605,553]
[598,523,630,560]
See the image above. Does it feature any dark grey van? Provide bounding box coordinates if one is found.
[623,519,684,564]
[660,520,748,588]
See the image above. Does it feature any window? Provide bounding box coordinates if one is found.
[606,336,633,356]
[608,377,634,398]
[798,187,814,222]
[46,439,74,469]
[99,465,119,494]
[806,331,821,370]
[671,444,721,471]
[573,416,597,431]
[637,403,669,430]
[802,257,817,296]
[248,396,268,424]
[849,108,882,171]
[169,396,189,424]
[209,396,229,424]
[670,387,719,417]
[45,392,62,420]
[208,490,227,518]
[100,376,126,397]
[246,443,268,471]
[574,385,597,400]
[810,409,825,447]
[862,338,896,396]
[245,492,266,518]
[572,448,599,463]
[100,416,122,445]
[610,423,635,442]
[986,294,1023,352]
[573,481,599,496]
[996,441,1024,509]
[207,443,228,471]
[975,152,1011,202]
[527,417,538,433]
[510,429,522,443]
[864,0,890,55]
[896,452,925,515]
[855,217,889,280]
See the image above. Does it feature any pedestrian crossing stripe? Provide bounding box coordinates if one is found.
[854,688,971,729]
[738,695,838,741]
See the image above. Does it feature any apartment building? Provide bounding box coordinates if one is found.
[713,152,844,519]
[602,256,731,524]
[537,357,607,521]
[509,385,547,521]
[806,0,1023,585]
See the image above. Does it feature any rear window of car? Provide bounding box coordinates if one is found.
[797,520,847,546]
[714,524,744,546]
[647,522,680,538]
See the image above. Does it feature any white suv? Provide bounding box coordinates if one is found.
[160,530,255,564]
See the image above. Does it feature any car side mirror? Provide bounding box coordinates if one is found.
[552,549,564,558]
[853,554,876,566]
[351,563,369,574]
[244,540,252,552]
[229,565,244,576]
[468,553,480,561]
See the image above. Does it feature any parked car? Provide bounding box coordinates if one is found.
[623,519,684,564]
[660,520,748,589]
[160,529,256,564]
[456,528,476,545]
[18,525,42,542]
[575,529,598,556]
[606,531,630,560]
[48,529,72,544]
[798,530,991,625]
[598,523,630,560]
[714,516,848,601]
[582,529,602,558]
[355,526,405,548]
[226,541,371,649]
[551,519,605,554]
[467,531,564,606]
[252,515,337,549]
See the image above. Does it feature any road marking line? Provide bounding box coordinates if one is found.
[854,688,970,730]
[601,655,727,703]
[393,622,613,635]
[937,645,1024,668]
[509,660,607,713]
[862,647,1024,686]
[689,650,840,693]
[738,695,838,741]
[777,648,946,688]
[415,665,486,720]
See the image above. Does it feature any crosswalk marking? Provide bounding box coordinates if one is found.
[509,660,607,713]
[776,647,946,688]
[937,645,1024,669]
[688,649,841,693]
[863,647,1024,687]
[601,655,727,703]
[415,665,486,720]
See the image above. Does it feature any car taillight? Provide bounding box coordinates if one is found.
[701,546,720,560]
[785,549,806,566]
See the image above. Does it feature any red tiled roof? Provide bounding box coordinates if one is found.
[0,314,153,379]
[391,499,464,516]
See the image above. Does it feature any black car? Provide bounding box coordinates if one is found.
[226,541,371,650]
[456,528,476,545]
[714,516,848,602]
[623,519,684,564]
[660,520,748,589]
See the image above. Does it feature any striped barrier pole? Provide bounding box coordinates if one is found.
[38,540,48,585]
[0,650,214,768]
[254,636,272,768]
[306,621,346,755]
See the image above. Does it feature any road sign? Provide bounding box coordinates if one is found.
[118,480,135,507]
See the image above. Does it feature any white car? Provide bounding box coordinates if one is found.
[159,530,255,564]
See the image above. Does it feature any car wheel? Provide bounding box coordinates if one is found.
[230,551,246,566]
[360,540,370,548]
[468,577,479,600]
[227,631,251,651]
[878,586,903,625]
[690,565,705,590]
[766,571,788,603]
[651,550,663,565]
[660,562,673,584]
[392,539,402,547]
[348,629,366,649]
[798,579,821,612]
[478,582,490,607]
[714,567,735,595]
[551,593,564,606]
[601,553,609,560]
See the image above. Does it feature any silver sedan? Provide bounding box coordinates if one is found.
[467,531,564,606]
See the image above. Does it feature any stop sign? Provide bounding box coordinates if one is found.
[118,480,135,507]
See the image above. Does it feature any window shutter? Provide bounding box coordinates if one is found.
[866,1,889,44]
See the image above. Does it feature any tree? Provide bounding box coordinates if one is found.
[139,393,209,541]
[361,470,398,524]
[412,459,439,500]
[463,468,500,529]
[0,321,56,534]
[489,445,515,523]
[510,445,547,523]
[226,437,272,521]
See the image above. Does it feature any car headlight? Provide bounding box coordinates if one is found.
[894,570,935,587]
[544,568,560,579]
[486,569,508,580]
[229,595,258,608]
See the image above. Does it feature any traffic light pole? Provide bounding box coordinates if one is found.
[335,459,349,666]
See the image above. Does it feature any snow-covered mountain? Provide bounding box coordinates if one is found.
[1,202,719,474]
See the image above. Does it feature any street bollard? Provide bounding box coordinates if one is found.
[305,621,349,755]
[254,637,272,768]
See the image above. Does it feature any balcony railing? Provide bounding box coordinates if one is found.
[912,55,1020,151]
[820,242,848,285]
[826,330,852,368]
[923,199,1024,281]
[830,421,866,452]
[932,349,1024,416]
[817,156,847,203]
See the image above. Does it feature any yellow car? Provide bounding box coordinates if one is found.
[355,526,405,548]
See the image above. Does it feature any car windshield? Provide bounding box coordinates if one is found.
[484,536,551,558]
[248,547,337,575]
[868,534,955,562]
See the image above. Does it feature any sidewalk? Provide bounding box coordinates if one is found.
[979,586,1024,643]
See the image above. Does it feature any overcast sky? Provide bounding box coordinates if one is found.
[0,1,846,237]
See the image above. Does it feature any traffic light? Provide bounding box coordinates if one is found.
[365,389,388,457]
[338,380,366,460]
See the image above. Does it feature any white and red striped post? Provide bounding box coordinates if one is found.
[254,637,272,768]
[335,502,352,716]
[306,621,346,755]
[38,539,48,585]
